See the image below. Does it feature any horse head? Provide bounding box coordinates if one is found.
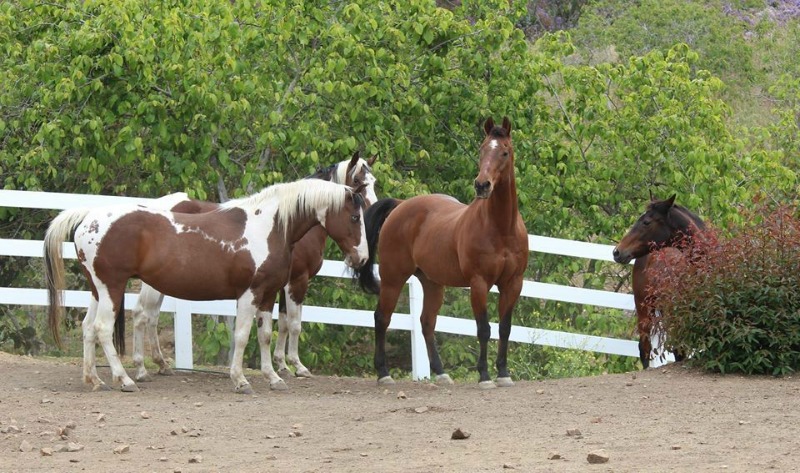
[323,185,369,269]
[613,194,705,264]
[474,116,513,199]
[343,151,379,207]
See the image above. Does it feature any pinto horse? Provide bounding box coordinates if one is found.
[612,194,706,368]
[356,117,528,388]
[45,179,368,393]
[127,153,378,383]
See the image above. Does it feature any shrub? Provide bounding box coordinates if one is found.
[649,206,800,375]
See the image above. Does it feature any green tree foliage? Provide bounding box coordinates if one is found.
[1,0,798,378]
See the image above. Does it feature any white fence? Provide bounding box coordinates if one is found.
[0,189,669,379]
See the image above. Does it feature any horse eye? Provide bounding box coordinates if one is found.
[503,151,509,158]
[351,215,360,223]
[643,219,651,226]
[354,178,361,184]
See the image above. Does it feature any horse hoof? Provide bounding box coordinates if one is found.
[135,374,154,383]
[478,380,497,390]
[158,368,175,376]
[120,383,140,393]
[495,377,515,387]
[277,367,292,376]
[377,376,395,385]
[435,374,454,385]
[235,383,254,395]
[92,383,112,392]
[295,369,313,378]
[269,379,289,391]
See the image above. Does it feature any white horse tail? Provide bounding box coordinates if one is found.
[45,207,92,349]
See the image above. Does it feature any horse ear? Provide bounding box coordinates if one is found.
[348,151,360,170]
[502,116,512,134]
[484,117,495,135]
[666,194,676,207]
[367,154,377,166]
[649,189,655,201]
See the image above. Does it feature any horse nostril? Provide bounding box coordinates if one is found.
[612,248,619,257]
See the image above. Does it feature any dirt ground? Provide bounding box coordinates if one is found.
[0,352,798,473]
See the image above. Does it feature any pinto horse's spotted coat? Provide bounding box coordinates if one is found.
[45,179,368,393]
[127,153,378,382]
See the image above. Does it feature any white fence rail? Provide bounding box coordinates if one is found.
[0,190,667,379]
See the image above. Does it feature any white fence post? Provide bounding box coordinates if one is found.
[407,277,430,380]
[173,299,193,370]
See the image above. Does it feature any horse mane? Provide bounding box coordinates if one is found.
[221,180,352,231]
[670,204,706,232]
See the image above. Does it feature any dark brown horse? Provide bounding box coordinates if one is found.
[127,153,377,383]
[45,179,368,393]
[612,194,706,368]
[356,117,528,388]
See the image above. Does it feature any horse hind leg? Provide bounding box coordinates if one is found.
[82,298,110,391]
[132,285,170,382]
[273,287,291,375]
[417,276,452,385]
[94,291,138,392]
[373,282,405,385]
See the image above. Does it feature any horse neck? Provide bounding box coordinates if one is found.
[283,211,324,245]
[480,166,520,231]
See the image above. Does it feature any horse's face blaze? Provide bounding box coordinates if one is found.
[475,118,513,200]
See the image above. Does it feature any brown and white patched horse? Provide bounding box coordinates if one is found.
[612,194,706,368]
[128,153,378,383]
[355,117,529,388]
[45,179,368,393]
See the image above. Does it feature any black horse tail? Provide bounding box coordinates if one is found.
[113,296,126,356]
[354,198,402,295]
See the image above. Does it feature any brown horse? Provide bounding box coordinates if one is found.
[355,117,528,388]
[126,153,378,383]
[45,179,368,393]
[612,194,706,368]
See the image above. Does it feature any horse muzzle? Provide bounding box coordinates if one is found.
[612,247,633,264]
[474,180,492,199]
[345,253,368,269]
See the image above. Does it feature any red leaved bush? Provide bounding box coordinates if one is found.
[647,206,800,375]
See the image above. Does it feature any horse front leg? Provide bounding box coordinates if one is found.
[230,295,257,394]
[469,280,494,389]
[638,314,653,369]
[255,302,288,391]
[495,281,523,388]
